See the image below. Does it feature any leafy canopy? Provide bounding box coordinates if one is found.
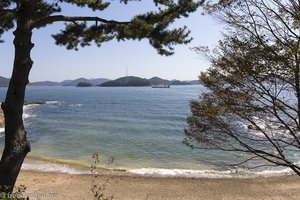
[186,0,300,174]
[0,0,204,55]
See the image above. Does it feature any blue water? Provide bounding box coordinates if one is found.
[0,86,294,176]
[0,86,213,168]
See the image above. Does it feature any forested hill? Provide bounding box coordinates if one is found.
[100,76,150,87]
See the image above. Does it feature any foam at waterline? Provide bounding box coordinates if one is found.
[23,105,35,120]
[128,167,295,178]
[22,161,89,174]
[23,113,33,119]
[20,159,297,177]
[129,168,234,178]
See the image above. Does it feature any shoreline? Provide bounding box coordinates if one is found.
[16,170,300,200]
[21,156,296,179]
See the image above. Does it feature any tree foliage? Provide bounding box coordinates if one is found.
[0,0,203,55]
[186,0,300,174]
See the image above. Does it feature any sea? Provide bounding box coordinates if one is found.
[0,85,294,177]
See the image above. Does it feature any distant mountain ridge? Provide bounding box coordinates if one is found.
[0,76,111,87]
[61,78,110,86]
[29,81,61,86]
[28,77,110,86]
[0,76,199,87]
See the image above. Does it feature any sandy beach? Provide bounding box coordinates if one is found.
[15,170,300,200]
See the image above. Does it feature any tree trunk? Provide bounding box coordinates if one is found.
[0,13,33,193]
[295,54,300,129]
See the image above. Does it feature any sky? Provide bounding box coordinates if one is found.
[0,1,223,82]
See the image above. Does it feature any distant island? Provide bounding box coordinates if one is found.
[0,76,200,87]
[100,76,199,87]
[76,82,93,87]
[100,76,150,87]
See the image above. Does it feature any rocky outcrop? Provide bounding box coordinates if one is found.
[24,101,46,106]
[0,101,46,128]
[0,104,4,128]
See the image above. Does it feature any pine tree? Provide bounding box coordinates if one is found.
[0,0,203,193]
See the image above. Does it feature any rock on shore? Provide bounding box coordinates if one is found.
[0,104,4,128]
[0,101,46,128]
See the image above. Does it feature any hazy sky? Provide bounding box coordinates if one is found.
[0,1,223,82]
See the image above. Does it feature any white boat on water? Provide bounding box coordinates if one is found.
[151,85,170,88]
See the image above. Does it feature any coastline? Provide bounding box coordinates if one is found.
[16,170,300,200]
[20,155,296,178]
[1,97,299,199]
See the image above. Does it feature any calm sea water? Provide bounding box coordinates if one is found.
[0,86,294,177]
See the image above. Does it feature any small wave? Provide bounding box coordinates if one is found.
[23,100,59,120]
[23,104,34,110]
[46,101,60,104]
[128,168,235,178]
[23,113,30,119]
[20,160,296,178]
[68,104,82,107]
[254,167,293,177]
[23,113,29,119]
[23,105,35,120]
[23,112,36,120]
[22,161,88,174]
[23,102,43,111]
[128,167,294,178]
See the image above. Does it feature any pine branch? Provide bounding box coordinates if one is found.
[32,15,130,29]
[0,8,16,14]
